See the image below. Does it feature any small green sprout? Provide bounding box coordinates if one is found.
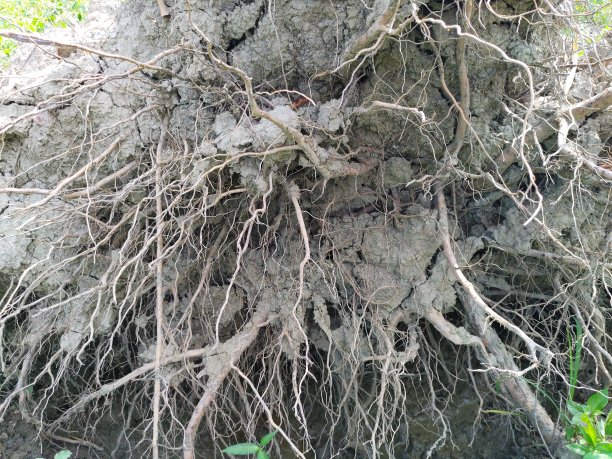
[222,431,277,459]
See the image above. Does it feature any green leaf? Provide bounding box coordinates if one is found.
[55,451,73,459]
[0,0,88,62]
[221,443,261,455]
[569,401,587,416]
[568,318,583,401]
[256,450,270,459]
[604,412,612,436]
[573,412,591,426]
[595,443,612,453]
[566,443,589,455]
[259,431,277,447]
[577,414,599,446]
[598,419,607,439]
[587,390,609,414]
[584,451,612,459]
[567,425,578,440]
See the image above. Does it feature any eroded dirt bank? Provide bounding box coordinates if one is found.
[0,0,610,457]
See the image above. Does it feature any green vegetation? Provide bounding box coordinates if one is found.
[0,0,88,63]
[575,0,612,29]
[573,0,611,53]
[565,321,611,458]
[221,431,277,459]
[565,390,612,458]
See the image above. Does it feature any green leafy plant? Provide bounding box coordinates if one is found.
[0,0,88,63]
[575,0,612,30]
[221,431,277,459]
[572,0,611,56]
[566,389,612,458]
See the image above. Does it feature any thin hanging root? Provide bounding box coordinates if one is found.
[285,180,314,428]
[231,364,307,459]
[12,351,104,451]
[152,114,170,459]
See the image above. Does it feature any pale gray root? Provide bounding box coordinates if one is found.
[435,183,563,452]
